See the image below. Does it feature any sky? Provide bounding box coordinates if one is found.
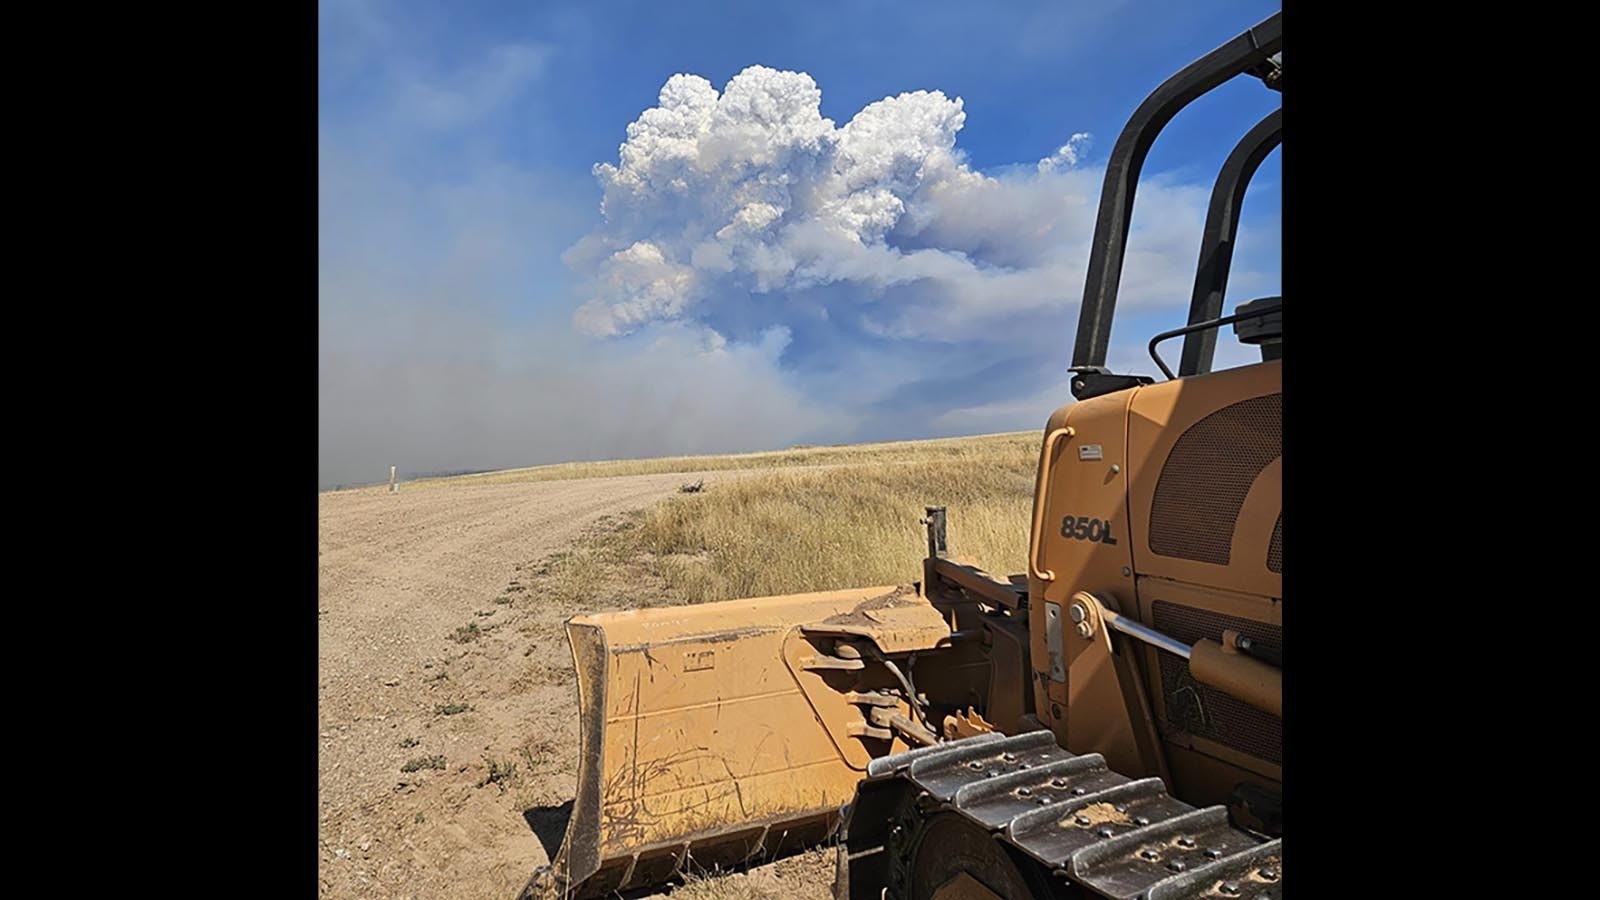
[319,0,1282,488]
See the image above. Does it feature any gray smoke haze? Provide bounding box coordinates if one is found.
[319,138,835,487]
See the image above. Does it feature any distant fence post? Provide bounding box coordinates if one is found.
[390,465,398,493]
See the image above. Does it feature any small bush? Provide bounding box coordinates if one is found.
[477,755,519,792]
[401,755,446,773]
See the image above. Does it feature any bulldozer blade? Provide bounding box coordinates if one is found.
[519,585,912,899]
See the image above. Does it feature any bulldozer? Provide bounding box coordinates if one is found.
[522,13,1283,899]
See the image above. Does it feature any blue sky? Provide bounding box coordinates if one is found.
[319,0,1281,487]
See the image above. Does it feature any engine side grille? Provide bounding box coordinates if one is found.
[1267,515,1283,573]
[1150,600,1282,766]
[1148,393,1281,566]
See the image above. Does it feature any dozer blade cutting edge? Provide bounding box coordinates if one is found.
[518,585,920,900]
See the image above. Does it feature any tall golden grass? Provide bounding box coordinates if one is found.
[600,433,1040,603]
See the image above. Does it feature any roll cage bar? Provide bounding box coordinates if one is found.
[1069,12,1282,400]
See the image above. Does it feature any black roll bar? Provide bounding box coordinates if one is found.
[1071,12,1282,371]
[1179,108,1282,376]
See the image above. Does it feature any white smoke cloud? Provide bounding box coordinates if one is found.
[1037,133,1092,172]
[571,66,998,337]
[572,240,700,337]
[569,66,1249,349]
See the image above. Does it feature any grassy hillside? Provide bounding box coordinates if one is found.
[536,430,1042,606]
[408,431,1036,489]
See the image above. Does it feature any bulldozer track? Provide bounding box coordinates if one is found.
[850,731,1282,899]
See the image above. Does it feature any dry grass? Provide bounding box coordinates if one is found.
[669,874,770,900]
[400,755,446,773]
[401,431,1034,490]
[666,847,836,899]
[529,547,620,610]
[568,433,1039,605]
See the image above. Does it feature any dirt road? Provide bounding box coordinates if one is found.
[318,471,812,900]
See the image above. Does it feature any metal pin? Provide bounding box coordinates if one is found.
[1258,867,1278,881]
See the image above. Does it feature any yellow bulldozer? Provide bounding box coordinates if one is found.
[523,13,1283,899]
